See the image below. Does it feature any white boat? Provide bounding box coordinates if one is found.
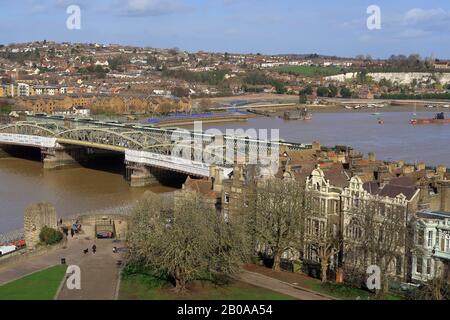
[443,105,449,108]
[354,105,361,109]
[427,105,434,108]
[344,106,352,110]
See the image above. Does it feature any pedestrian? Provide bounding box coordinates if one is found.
[92,244,97,254]
[70,228,74,238]
[59,218,63,225]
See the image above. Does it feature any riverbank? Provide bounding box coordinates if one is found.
[155,113,255,127]
[245,105,445,118]
[282,104,444,114]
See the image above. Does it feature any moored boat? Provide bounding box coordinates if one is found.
[411,112,450,124]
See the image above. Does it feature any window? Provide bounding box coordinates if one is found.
[416,256,423,274]
[426,259,432,275]
[321,199,326,213]
[379,228,384,242]
[314,220,319,235]
[396,257,403,276]
[379,203,385,215]
[224,193,230,204]
[333,224,338,237]
[446,237,450,253]
[417,229,424,246]
[428,231,434,248]
[332,201,339,214]
[223,210,230,222]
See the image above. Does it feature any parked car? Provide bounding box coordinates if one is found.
[96,231,114,239]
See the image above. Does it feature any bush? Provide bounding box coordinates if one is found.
[39,226,63,245]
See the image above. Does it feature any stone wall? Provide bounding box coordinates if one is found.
[24,203,57,248]
[63,214,129,240]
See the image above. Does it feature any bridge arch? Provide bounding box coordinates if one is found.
[55,127,145,151]
[0,123,56,137]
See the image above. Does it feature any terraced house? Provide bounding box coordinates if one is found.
[303,167,419,284]
[413,210,450,283]
[179,144,449,286]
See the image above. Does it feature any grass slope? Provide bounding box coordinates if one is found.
[0,265,67,300]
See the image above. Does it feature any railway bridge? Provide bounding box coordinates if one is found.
[0,120,313,186]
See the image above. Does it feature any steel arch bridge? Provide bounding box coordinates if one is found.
[0,122,249,164]
[0,122,174,153]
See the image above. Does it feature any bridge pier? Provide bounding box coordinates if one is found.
[126,162,158,187]
[0,147,9,158]
[42,147,88,170]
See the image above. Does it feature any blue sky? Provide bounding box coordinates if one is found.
[1,0,450,58]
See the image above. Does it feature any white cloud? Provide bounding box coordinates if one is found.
[119,0,189,16]
[402,8,450,26]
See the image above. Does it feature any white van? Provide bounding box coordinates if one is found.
[0,245,16,256]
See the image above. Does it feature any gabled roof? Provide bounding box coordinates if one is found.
[378,184,417,201]
[363,177,418,201]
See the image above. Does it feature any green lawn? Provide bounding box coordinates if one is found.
[309,281,402,300]
[119,274,292,300]
[0,265,67,300]
[243,264,404,300]
[274,65,345,77]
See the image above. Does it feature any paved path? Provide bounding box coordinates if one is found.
[237,270,333,300]
[57,239,121,300]
[0,238,83,285]
[0,235,123,300]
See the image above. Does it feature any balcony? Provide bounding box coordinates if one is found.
[432,249,450,261]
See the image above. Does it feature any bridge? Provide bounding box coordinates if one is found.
[0,118,313,186]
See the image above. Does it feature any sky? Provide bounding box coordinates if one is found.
[1,0,450,58]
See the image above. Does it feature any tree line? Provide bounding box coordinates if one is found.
[125,178,447,299]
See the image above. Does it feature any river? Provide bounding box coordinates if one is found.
[0,152,175,234]
[1,111,449,234]
[200,111,450,167]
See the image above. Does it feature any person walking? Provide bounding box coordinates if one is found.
[70,228,74,238]
[92,244,97,254]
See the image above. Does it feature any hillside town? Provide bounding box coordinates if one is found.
[2,42,450,116]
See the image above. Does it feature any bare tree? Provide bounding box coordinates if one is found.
[416,276,450,300]
[346,199,408,297]
[304,215,341,283]
[126,191,245,293]
[248,178,306,272]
